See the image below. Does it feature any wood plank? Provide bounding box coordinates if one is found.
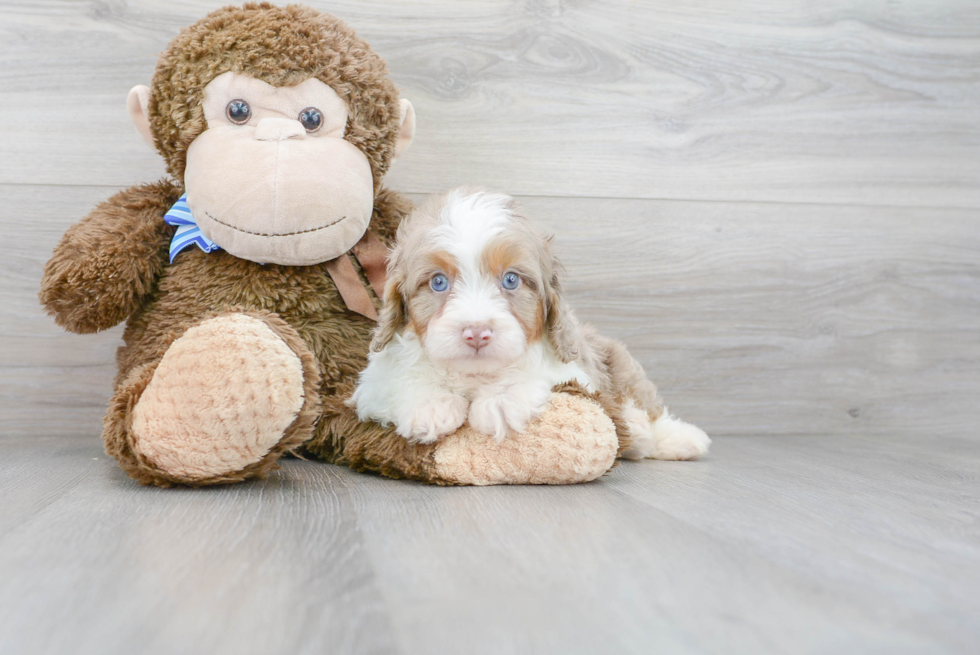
[0,434,976,654]
[6,184,977,441]
[346,436,980,654]
[0,437,399,655]
[609,434,980,617]
[1,0,978,206]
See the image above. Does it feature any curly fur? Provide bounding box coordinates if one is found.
[351,189,709,461]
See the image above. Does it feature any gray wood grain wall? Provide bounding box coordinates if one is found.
[2,0,978,441]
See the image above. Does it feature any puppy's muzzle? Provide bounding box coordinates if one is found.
[462,324,493,351]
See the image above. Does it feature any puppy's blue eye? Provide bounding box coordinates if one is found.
[430,274,449,292]
[502,272,520,290]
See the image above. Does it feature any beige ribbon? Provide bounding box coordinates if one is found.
[351,230,389,299]
[324,230,389,321]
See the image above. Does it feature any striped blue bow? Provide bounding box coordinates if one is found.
[164,194,221,263]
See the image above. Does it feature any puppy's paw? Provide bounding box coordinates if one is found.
[468,396,519,442]
[621,408,711,461]
[397,395,469,444]
[469,386,550,442]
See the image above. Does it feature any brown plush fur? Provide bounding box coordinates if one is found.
[306,383,447,483]
[149,2,401,190]
[38,4,421,486]
[42,174,413,485]
[39,181,177,334]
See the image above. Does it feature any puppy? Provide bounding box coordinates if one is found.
[348,188,710,461]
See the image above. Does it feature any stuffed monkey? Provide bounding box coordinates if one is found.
[39,3,621,487]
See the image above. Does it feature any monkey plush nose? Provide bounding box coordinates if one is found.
[461,324,493,351]
[254,117,307,141]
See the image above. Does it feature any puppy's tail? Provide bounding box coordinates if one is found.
[590,331,710,461]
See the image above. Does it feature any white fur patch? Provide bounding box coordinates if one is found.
[350,328,593,442]
[421,190,529,374]
[431,189,513,261]
[620,402,711,461]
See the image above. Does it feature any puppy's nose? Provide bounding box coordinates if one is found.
[461,324,493,350]
[254,117,306,141]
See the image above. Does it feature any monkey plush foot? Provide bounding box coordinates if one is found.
[107,313,321,486]
[311,386,619,486]
[429,391,619,485]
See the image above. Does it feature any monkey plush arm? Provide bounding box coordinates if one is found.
[40,180,180,334]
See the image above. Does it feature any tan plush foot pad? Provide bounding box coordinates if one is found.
[431,392,619,485]
[131,314,305,481]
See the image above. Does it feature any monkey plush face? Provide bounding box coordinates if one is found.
[182,71,375,265]
[125,3,415,266]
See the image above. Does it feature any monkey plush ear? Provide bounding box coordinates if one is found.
[126,85,155,149]
[393,99,416,162]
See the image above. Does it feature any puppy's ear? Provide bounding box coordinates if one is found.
[371,268,406,352]
[545,260,580,363]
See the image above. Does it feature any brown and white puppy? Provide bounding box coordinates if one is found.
[349,189,710,460]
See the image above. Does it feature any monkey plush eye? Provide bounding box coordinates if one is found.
[226,99,251,124]
[299,107,323,133]
[430,274,449,292]
[501,271,521,290]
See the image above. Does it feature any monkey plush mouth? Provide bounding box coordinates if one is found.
[205,211,347,237]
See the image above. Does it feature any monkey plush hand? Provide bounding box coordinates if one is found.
[39,3,620,487]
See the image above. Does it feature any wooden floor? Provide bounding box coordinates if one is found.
[2,1,979,653]
[1,434,977,654]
